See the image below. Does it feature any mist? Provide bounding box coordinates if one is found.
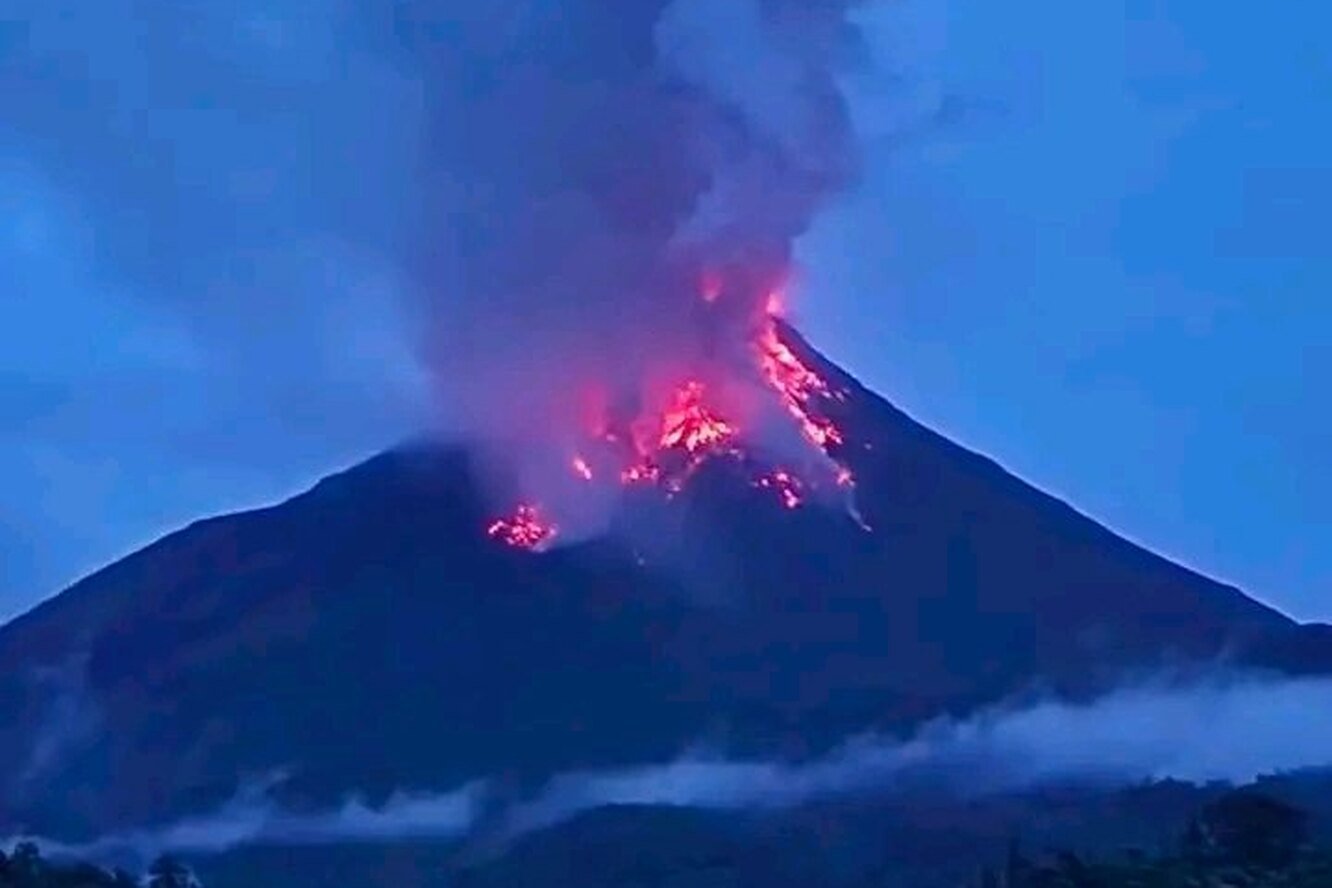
[507,674,1332,833]
[6,781,483,862]
[14,674,1331,861]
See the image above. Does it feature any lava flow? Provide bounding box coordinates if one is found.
[755,318,846,452]
[485,278,859,547]
[611,378,741,492]
[657,381,735,454]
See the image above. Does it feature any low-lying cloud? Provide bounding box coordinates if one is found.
[507,674,1332,832]
[12,674,1332,862]
[11,781,484,862]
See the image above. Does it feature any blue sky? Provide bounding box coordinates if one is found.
[1,0,1329,621]
[803,0,1331,620]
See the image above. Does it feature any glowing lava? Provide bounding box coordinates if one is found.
[487,504,557,550]
[755,318,847,451]
[755,469,804,510]
[607,379,740,491]
[657,381,735,454]
[484,277,863,546]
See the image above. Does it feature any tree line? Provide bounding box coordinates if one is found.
[0,845,201,888]
[982,789,1332,887]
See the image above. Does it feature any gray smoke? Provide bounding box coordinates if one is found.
[406,0,866,446]
[1,1,891,582]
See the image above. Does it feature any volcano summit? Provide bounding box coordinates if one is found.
[1,321,1327,841]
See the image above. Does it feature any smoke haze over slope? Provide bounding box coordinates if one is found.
[0,0,908,612]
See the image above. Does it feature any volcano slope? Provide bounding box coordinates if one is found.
[0,325,1326,838]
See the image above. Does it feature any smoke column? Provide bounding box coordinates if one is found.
[398,0,865,451]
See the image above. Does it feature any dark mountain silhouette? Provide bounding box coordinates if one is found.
[1,324,1327,838]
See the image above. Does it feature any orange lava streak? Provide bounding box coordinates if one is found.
[486,504,557,549]
[755,321,845,449]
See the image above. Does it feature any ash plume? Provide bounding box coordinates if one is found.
[3,0,890,563]
[406,0,865,446]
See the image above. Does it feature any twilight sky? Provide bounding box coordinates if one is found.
[1,0,1328,622]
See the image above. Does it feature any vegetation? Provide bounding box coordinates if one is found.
[986,790,1332,887]
[0,845,200,888]
[5,788,1331,887]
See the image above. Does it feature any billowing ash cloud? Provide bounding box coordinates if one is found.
[0,0,892,606]
[406,0,864,442]
[18,676,1332,860]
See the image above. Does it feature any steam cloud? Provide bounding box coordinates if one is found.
[16,675,1332,861]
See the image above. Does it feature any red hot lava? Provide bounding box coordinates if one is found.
[657,381,735,454]
[755,318,846,451]
[606,379,740,490]
[754,469,804,510]
[484,275,859,544]
[487,504,558,550]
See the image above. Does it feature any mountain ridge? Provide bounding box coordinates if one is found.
[0,324,1325,838]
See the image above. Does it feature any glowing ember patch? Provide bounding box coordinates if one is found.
[658,381,735,454]
[621,463,661,484]
[572,456,594,481]
[487,504,557,550]
[755,470,803,510]
[765,289,785,317]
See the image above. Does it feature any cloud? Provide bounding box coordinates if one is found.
[503,675,1332,832]
[16,674,1332,861]
[8,780,484,862]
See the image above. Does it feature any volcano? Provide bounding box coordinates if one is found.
[0,323,1328,840]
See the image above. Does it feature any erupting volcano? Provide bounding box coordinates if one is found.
[485,278,857,548]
